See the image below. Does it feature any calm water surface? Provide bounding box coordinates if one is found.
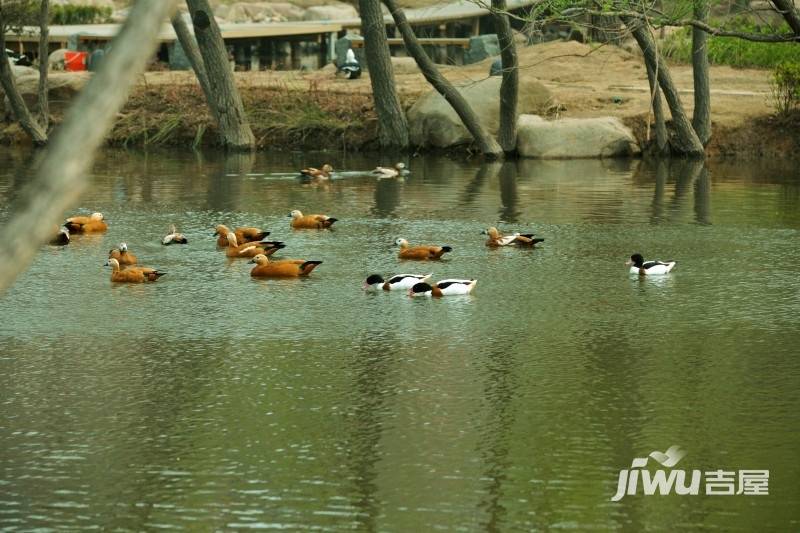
[0,149,798,531]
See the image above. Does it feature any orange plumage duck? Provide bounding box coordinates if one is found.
[249,254,322,278]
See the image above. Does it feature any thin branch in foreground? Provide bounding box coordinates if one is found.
[0,0,180,294]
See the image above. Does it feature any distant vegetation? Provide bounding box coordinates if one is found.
[663,18,798,68]
[770,61,800,115]
[50,5,113,25]
[5,4,113,27]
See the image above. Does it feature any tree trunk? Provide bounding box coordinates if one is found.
[37,0,50,131]
[691,0,711,146]
[0,16,47,145]
[359,0,409,149]
[644,57,669,155]
[623,16,704,157]
[186,0,255,150]
[771,0,800,36]
[492,0,518,153]
[0,0,179,294]
[171,11,216,121]
[383,0,502,157]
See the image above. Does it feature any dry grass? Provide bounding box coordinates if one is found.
[111,79,377,149]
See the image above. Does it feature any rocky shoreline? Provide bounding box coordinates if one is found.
[2,41,798,159]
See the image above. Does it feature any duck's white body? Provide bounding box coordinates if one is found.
[372,167,399,178]
[410,279,477,297]
[630,261,677,275]
[162,226,188,245]
[436,279,477,295]
[365,274,431,291]
[371,163,405,179]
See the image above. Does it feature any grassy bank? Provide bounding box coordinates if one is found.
[112,80,379,150]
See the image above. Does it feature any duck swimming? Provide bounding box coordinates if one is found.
[162,224,188,245]
[371,163,406,179]
[299,164,333,180]
[49,226,70,246]
[625,253,677,275]
[108,243,137,266]
[65,212,107,233]
[364,273,432,291]
[289,210,337,229]
[395,238,451,260]
[105,258,165,283]
[224,233,285,258]
[214,225,269,247]
[249,254,323,277]
[482,227,544,247]
[408,279,477,297]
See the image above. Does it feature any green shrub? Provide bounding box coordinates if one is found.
[50,5,113,25]
[770,62,800,115]
[662,19,798,69]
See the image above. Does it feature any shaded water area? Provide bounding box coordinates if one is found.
[1,148,799,530]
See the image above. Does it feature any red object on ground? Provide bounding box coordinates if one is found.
[64,51,88,71]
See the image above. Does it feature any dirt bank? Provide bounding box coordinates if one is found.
[1,41,797,157]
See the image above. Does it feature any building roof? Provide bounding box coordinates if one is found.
[4,0,538,44]
[5,20,343,44]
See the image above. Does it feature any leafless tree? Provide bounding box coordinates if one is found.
[36,0,49,130]
[171,10,216,122]
[623,15,704,156]
[492,0,519,153]
[383,0,502,157]
[359,0,409,149]
[185,0,255,150]
[691,0,711,146]
[644,58,669,155]
[0,0,48,144]
[770,0,800,36]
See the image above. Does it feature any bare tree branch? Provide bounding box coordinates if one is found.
[492,0,519,153]
[0,9,47,145]
[383,0,502,156]
[171,10,215,123]
[0,0,180,294]
[37,0,49,131]
[770,0,800,36]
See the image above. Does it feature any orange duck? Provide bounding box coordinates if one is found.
[105,258,165,283]
[395,238,452,260]
[224,233,285,258]
[299,164,333,180]
[214,224,270,247]
[108,243,137,266]
[65,212,107,233]
[289,210,337,229]
[249,254,322,278]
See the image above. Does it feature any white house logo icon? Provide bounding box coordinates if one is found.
[611,446,768,501]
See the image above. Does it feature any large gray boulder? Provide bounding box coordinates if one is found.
[464,34,500,65]
[407,76,553,148]
[516,115,640,158]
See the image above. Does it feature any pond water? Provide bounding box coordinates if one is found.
[0,149,799,531]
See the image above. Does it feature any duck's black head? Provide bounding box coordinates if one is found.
[630,253,645,267]
[410,282,432,294]
[366,274,384,285]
